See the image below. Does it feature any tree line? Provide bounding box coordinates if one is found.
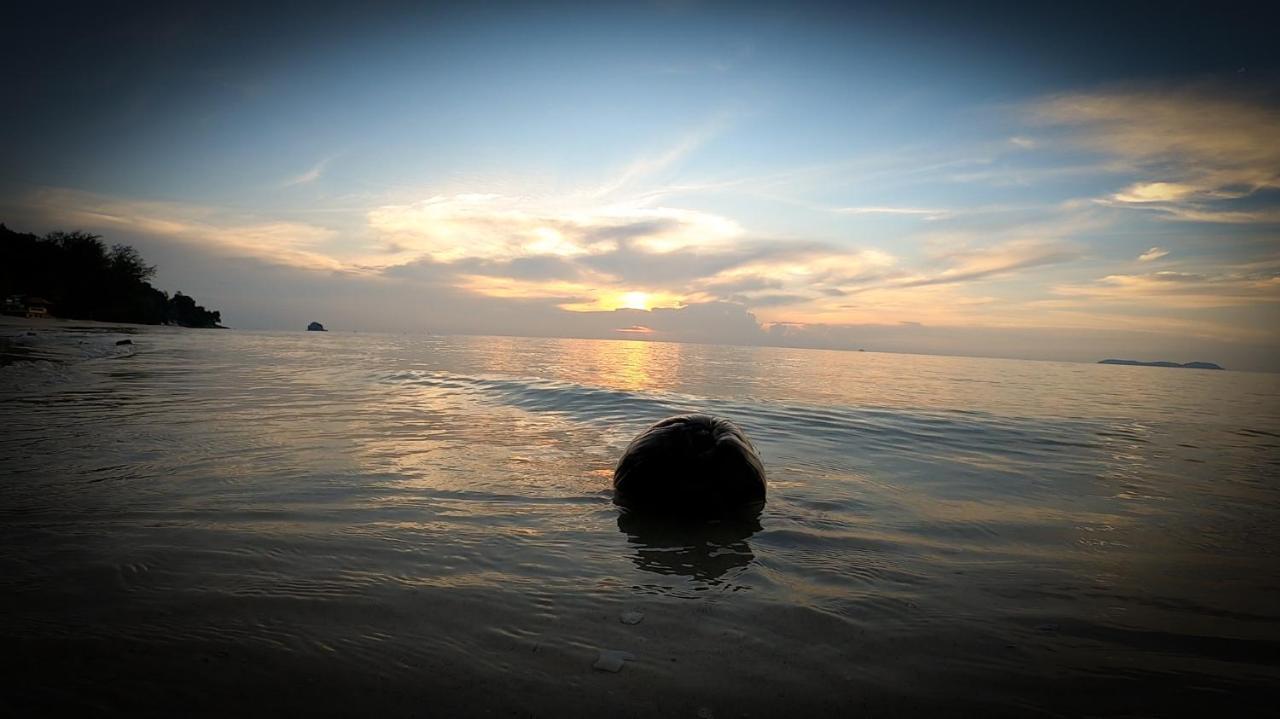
[0,224,223,327]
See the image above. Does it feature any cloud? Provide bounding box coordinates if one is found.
[13,183,1274,370]
[1138,247,1169,262]
[581,239,830,288]
[691,233,1083,328]
[621,301,766,344]
[1122,205,1280,224]
[1054,264,1280,310]
[833,206,949,220]
[740,292,812,307]
[588,116,729,200]
[370,204,1076,324]
[13,177,1091,335]
[18,188,347,272]
[282,157,333,187]
[1112,182,1198,204]
[715,207,1093,326]
[701,246,899,302]
[837,211,1095,299]
[366,194,1087,325]
[383,253,592,285]
[366,194,743,264]
[897,238,1079,289]
[1033,88,1280,223]
[364,192,761,311]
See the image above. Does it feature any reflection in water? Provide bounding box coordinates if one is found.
[601,338,659,392]
[617,508,762,583]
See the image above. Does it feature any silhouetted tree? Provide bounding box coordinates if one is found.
[167,292,221,327]
[109,244,156,284]
[0,223,224,327]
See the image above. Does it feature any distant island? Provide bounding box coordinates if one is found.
[1099,359,1224,370]
[0,224,223,328]
[307,321,327,332]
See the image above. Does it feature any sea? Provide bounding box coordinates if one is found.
[2,322,1278,717]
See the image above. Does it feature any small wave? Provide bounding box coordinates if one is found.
[2,328,137,362]
[0,328,138,392]
[380,369,1110,474]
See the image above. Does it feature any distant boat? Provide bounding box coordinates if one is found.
[1098,359,1223,370]
[306,321,327,332]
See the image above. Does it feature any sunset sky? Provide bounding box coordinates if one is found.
[4,1,1278,369]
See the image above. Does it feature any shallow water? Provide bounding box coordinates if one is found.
[2,322,1278,716]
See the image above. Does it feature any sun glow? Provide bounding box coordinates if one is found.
[557,289,686,312]
[619,291,650,310]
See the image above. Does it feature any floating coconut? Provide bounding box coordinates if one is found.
[613,414,766,514]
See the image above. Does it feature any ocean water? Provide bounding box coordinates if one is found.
[2,322,1278,717]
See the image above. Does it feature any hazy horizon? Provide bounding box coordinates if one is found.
[244,325,1267,371]
[4,1,1278,370]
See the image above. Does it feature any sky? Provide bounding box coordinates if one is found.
[3,0,1279,370]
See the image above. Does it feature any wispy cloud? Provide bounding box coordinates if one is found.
[588,116,730,200]
[1034,88,1280,223]
[21,188,348,272]
[689,231,1083,328]
[282,157,335,187]
[900,239,1080,289]
[1054,261,1280,310]
[703,247,899,300]
[1138,246,1169,262]
[1113,204,1280,224]
[833,206,950,220]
